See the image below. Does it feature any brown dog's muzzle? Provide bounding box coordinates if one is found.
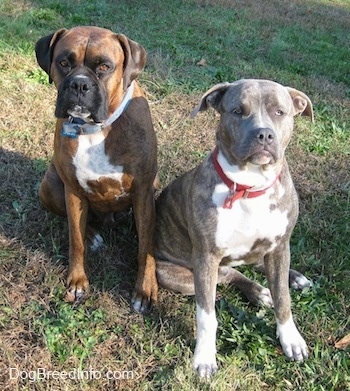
[55,69,108,122]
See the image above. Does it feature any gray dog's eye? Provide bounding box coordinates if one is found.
[232,107,242,115]
[275,110,284,116]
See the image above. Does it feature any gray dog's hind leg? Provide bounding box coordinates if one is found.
[156,261,196,295]
[218,266,273,307]
[156,262,273,307]
[256,264,312,290]
[288,269,313,290]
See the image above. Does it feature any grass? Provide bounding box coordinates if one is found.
[0,0,349,389]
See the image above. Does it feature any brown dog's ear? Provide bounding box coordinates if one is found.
[116,34,147,90]
[35,29,67,83]
[286,87,314,123]
[191,82,231,117]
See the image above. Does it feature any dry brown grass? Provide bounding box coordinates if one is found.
[1,52,348,390]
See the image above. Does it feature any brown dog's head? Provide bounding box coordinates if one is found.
[35,26,147,123]
[192,79,314,168]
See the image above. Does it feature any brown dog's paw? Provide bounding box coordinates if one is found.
[131,292,152,313]
[64,289,86,303]
[65,273,90,303]
[132,274,158,313]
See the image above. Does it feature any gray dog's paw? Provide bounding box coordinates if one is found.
[277,318,309,361]
[289,269,312,290]
[197,363,218,380]
[244,284,274,308]
[193,344,218,380]
[257,287,274,307]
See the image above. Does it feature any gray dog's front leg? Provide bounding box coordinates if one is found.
[192,257,219,380]
[264,244,308,361]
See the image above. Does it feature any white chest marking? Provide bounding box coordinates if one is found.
[72,133,124,194]
[213,150,288,261]
[213,183,288,261]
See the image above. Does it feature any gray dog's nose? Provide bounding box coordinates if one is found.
[256,128,275,145]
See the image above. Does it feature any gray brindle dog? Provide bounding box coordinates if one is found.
[155,79,313,378]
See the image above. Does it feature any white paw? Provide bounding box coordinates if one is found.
[194,305,218,379]
[131,293,151,314]
[290,274,313,290]
[131,298,142,312]
[89,233,104,252]
[289,270,312,290]
[258,287,274,308]
[131,297,146,313]
[193,351,218,380]
[277,317,308,361]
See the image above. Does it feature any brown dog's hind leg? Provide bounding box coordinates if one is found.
[39,162,66,216]
[40,163,105,253]
[131,187,159,313]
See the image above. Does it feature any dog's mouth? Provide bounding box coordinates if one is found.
[67,105,96,123]
[55,73,109,123]
[225,144,278,167]
[236,143,279,166]
[248,149,275,165]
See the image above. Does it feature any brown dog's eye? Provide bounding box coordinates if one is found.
[98,64,110,72]
[59,59,69,68]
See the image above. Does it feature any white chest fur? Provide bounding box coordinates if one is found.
[212,151,289,262]
[72,133,124,193]
[212,180,288,262]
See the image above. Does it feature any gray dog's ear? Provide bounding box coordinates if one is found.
[191,82,231,117]
[35,29,67,83]
[116,34,147,91]
[286,87,314,123]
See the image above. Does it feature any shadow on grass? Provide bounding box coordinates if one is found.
[0,146,142,303]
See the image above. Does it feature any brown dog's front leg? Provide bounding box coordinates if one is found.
[64,188,90,302]
[131,187,158,313]
[264,243,308,361]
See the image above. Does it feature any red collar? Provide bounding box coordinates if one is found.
[212,147,280,209]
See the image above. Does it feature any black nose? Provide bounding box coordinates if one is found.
[68,76,93,95]
[256,128,275,145]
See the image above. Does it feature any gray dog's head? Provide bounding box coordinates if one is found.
[192,79,313,168]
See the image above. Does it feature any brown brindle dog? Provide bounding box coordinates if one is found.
[35,26,158,312]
